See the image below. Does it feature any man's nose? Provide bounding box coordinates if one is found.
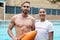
[24,6,28,9]
[39,12,43,14]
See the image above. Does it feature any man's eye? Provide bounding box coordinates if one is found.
[40,12,42,13]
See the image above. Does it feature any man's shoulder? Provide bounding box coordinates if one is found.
[12,14,21,18]
[11,14,21,20]
[28,15,35,20]
[10,14,21,21]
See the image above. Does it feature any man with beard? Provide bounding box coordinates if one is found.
[8,1,35,40]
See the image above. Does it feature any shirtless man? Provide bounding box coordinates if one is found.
[8,1,35,40]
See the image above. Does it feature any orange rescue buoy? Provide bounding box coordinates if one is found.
[18,30,37,40]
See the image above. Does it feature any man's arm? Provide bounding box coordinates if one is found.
[31,18,35,31]
[49,32,54,40]
[7,17,17,40]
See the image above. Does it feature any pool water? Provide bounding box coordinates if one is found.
[0,20,60,40]
[0,21,16,40]
[54,24,60,40]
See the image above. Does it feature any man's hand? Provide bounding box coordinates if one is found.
[17,33,26,40]
[12,37,18,40]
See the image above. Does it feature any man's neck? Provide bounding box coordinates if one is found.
[22,12,28,18]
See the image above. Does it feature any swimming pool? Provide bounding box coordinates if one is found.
[0,20,60,40]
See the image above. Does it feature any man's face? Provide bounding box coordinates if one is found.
[39,9,46,19]
[21,3,30,14]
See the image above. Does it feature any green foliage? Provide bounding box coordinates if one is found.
[57,0,60,2]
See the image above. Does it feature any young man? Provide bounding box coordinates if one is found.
[8,1,35,40]
[35,9,54,40]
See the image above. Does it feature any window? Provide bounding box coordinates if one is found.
[16,7,21,14]
[46,9,51,15]
[0,3,4,7]
[6,6,15,14]
[52,9,56,15]
[57,9,60,15]
[32,7,39,14]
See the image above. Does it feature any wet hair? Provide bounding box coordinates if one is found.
[21,1,30,6]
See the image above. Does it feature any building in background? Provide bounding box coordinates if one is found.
[0,0,5,20]
[0,0,60,40]
[0,0,60,20]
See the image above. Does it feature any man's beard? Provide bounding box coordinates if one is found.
[23,10,29,14]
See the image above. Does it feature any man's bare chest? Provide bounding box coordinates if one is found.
[15,18,33,27]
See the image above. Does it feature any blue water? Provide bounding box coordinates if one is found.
[0,20,60,40]
[0,21,16,40]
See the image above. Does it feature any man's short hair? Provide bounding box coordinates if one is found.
[21,1,30,6]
